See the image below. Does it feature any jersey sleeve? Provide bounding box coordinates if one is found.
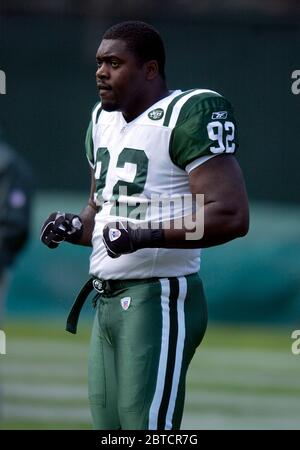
[85,120,94,168]
[169,94,239,170]
[85,102,102,169]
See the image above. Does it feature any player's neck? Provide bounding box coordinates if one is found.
[122,83,169,123]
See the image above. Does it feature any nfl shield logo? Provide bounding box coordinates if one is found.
[120,297,131,310]
[109,228,121,241]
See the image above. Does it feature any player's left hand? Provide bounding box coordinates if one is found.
[102,220,166,258]
[102,221,136,258]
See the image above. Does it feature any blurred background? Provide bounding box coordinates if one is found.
[0,0,300,430]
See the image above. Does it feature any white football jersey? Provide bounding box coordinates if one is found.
[85,89,238,279]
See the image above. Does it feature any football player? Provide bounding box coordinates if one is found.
[41,21,249,430]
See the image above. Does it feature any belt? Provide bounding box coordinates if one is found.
[66,276,158,335]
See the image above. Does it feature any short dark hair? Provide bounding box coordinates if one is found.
[103,21,166,80]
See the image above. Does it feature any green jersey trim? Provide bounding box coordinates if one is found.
[85,120,93,167]
[163,90,196,127]
[95,105,103,124]
[173,91,221,128]
[85,102,102,168]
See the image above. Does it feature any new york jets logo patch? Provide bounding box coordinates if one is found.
[120,297,131,310]
[211,111,228,120]
[148,108,164,120]
[109,228,121,242]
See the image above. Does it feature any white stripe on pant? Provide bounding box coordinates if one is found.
[148,277,187,429]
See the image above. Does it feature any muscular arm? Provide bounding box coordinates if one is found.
[163,154,249,248]
[75,170,98,247]
[102,154,250,258]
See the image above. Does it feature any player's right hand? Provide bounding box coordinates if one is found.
[40,212,83,249]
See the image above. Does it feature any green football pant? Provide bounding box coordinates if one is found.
[88,273,207,430]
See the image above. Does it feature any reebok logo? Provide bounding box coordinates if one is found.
[211,111,228,120]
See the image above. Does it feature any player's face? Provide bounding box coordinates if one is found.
[96,39,146,119]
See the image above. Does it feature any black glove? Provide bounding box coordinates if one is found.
[102,221,165,258]
[40,212,83,249]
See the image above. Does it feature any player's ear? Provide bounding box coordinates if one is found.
[144,60,159,81]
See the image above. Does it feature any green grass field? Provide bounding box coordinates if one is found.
[1,319,299,430]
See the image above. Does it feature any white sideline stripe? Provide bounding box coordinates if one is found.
[2,348,297,380]
[6,339,294,366]
[3,382,87,400]
[192,348,300,369]
[4,383,299,412]
[188,371,300,389]
[7,340,88,358]
[185,390,300,412]
[4,404,91,423]
[1,362,86,379]
[181,413,300,430]
[2,365,298,391]
[168,89,220,128]
[148,279,170,429]
[165,277,187,429]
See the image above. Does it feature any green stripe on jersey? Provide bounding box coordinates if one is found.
[95,105,103,124]
[173,91,221,128]
[85,102,101,167]
[163,90,196,127]
[85,120,93,166]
